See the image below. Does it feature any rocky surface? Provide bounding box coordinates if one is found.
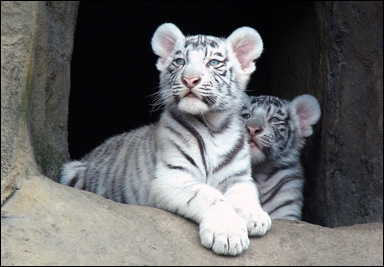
[1,2,78,204]
[1,174,382,266]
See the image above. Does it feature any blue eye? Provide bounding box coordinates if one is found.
[242,113,250,119]
[269,117,280,123]
[175,58,185,65]
[209,59,220,66]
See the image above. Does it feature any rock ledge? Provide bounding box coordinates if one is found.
[1,174,382,266]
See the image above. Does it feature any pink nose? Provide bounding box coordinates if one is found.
[182,76,201,88]
[247,126,263,136]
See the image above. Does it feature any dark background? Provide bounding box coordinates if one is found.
[69,1,313,159]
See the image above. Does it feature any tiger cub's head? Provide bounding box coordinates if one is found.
[151,23,263,115]
[241,94,321,166]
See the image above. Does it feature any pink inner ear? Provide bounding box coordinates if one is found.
[234,41,255,70]
[160,38,176,58]
[154,37,178,68]
[297,104,316,137]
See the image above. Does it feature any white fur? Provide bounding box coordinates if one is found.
[62,23,271,256]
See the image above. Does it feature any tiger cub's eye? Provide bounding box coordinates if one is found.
[269,117,280,123]
[175,58,185,65]
[208,59,220,66]
[242,113,250,119]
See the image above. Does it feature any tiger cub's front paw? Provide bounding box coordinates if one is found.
[199,215,249,256]
[246,209,272,236]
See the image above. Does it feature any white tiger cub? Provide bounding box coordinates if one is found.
[241,94,321,220]
[60,23,271,256]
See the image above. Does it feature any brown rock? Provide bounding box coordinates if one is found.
[1,174,382,266]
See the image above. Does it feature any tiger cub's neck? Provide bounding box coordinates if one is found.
[169,108,239,133]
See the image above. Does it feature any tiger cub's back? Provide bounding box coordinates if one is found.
[60,124,157,204]
[241,94,321,220]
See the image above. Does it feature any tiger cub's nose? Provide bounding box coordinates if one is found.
[247,118,265,136]
[247,125,264,136]
[182,76,201,89]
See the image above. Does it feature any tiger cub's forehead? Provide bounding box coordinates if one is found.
[250,95,286,107]
[247,95,289,115]
[173,35,227,59]
[183,34,225,50]
[173,35,228,64]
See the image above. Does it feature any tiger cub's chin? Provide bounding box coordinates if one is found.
[248,141,266,164]
[178,96,209,115]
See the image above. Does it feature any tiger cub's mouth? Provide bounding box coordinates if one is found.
[180,89,204,105]
[186,92,197,98]
[178,89,209,115]
[180,88,200,100]
[249,138,262,153]
[181,91,202,103]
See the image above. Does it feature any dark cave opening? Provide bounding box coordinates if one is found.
[69,1,317,222]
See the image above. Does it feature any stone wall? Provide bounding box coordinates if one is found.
[267,1,383,227]
[28,1,78,181]
[317,1,383,227]
[2,1,37,204]
[1,1,78,203]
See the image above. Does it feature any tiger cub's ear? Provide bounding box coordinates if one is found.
[290,94,321,138]
[151,23,185,71]
[226,27,263,90]
[226,27,263,75]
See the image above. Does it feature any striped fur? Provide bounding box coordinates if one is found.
[60,23,271,256]
[241,94,321,220]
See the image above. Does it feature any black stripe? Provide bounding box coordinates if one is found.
[209,198,225,208]
[79,180,86,190]
[202,95,217,108]
[68,174,79,187]
[84,139,113,192]
[166,164,186,172]
[195,116,208,129]
[195,115,232,135]
[218,169,248,186]
[208,39,219,48]
[121,141,135,203]
[170,110,208,177]
[171,140,199,169]
[110,169,118,201]
[106,137,127,200]
[187,192,198,206]
[121,187,129,204]
[165,125,185,140]
[217,169,248,192]
[106,133,134,201]
[268,199,299,216]
[131,144,142,203]
[261,176,303,206]
[266,163,301,180]
[214,115,232,134]
[213,136,245,173]
[150,129,158,167]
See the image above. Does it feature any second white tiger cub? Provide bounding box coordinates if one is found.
[241,94,321,220]
[60,23,271,256]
